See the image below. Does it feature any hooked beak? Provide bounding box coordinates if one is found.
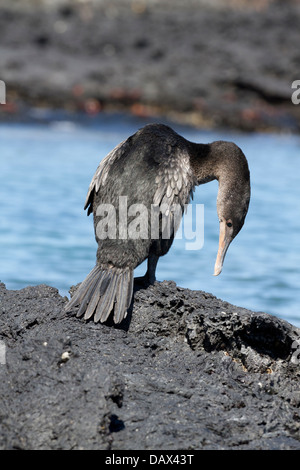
[214,220,233,276]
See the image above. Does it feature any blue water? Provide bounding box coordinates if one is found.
[1,113,300,326]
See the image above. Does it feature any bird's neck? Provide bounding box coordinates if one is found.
[189,140,250,225]
[189,141,246,190]
[189,143,225,186]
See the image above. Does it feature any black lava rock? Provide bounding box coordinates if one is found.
[0,280,300,450]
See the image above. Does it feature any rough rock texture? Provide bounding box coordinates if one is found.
[0,0,299,132]
[0,280,300,450]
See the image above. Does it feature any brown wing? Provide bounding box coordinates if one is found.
[84,139,126,215]
[152,144,196,238]
[153,145,195,204]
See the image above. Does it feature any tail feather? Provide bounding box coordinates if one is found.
[76,269,105,318]
[114,270,134,324]
[94,272,118,323]
[126,271,134,309]
[65,265,99,311]
[65,265,133,324]
[83,271,110,320]
[114,270,128,324]
[82,272,109,320]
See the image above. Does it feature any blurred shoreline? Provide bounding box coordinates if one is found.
[0,0,299,132]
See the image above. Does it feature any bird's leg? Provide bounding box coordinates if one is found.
[135,254,159,286]
[146,253,159,284]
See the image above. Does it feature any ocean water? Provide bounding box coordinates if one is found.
[1,113,299,326]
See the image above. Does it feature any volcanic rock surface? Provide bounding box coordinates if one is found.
[0,280,299,450]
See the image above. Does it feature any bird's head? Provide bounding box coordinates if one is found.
[212,142,250,276]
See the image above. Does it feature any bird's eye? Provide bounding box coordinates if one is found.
[227,222,233,227]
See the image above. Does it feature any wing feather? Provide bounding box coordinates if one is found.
[152,146,196,239]
[84,140,126,215]
[153,146,196,210]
